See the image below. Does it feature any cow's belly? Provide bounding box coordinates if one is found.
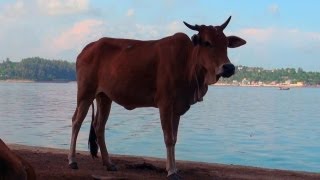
[110,90,156,110]
[97,55,158,109]
[98,79,157,110]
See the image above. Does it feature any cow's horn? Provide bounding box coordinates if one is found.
[183,21,199,31]
[220,16,232,30]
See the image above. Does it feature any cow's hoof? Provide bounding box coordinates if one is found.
[167,172,182,180]
[106,164,117,171]
[69,162,78,169]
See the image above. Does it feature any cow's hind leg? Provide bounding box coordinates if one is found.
[68,99,92,169]
[94,93,116,171]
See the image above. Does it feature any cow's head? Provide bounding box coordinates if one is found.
[184,16,246,84]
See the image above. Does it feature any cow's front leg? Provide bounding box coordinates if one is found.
[159,105,181,179]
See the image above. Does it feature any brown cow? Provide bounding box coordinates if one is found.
[0,139,36,180]
[68,16,246,179]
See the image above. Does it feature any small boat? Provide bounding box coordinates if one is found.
[279,86,290,90]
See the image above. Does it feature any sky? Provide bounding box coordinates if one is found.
[0,0,319,71]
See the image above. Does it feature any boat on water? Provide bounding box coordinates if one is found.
[279,86,290,90]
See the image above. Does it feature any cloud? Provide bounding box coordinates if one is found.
[238,28,275,43]
[134,24,160,39]
[307,32,320,41]
[0,0,27,21]
[238,27,320,45]
[0,0,90,21]
[107,20,187,40]
[268,4,279,15]
[165,21,185,35]
[50,19,104,53]
[126,8,135,17]
[233,26,320,68]
[35,19,187,59]
[37,0,89,15]
[0,1,32,46]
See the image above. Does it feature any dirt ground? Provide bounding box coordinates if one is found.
[9,144,320,180]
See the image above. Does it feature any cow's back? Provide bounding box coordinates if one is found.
[75,33,193,109]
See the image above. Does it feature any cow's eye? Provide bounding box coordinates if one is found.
[203,41,213,48]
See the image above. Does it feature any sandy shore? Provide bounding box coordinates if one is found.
[8,144,320,180]
[0,79,35,83]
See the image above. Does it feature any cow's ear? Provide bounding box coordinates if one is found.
[191,34,201,46]
[227,36,246,48]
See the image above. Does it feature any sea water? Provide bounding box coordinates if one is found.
[0,82,319,172]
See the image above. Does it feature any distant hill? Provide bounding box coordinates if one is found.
[0,57,75,81]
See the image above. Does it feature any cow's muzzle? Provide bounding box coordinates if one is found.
[219,63,235,78]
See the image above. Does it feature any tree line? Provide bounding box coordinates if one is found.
[220,66,320,85]
[0,57,76,81]
[0,58,319,85]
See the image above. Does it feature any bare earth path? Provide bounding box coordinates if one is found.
[9,144,320,180]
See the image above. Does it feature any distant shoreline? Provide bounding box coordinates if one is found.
[214,83,320,88]
[0,79,75,83]
[0,80,319,88]
[0,79,35,83]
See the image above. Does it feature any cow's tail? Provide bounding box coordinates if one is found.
[88,102,99,158]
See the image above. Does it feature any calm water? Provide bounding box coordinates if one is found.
[0,82,319,173]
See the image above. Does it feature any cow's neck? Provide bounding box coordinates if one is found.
[188,46,208,104]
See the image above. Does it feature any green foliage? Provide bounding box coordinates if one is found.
[220,66,320,85]
[0,57,76,81]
